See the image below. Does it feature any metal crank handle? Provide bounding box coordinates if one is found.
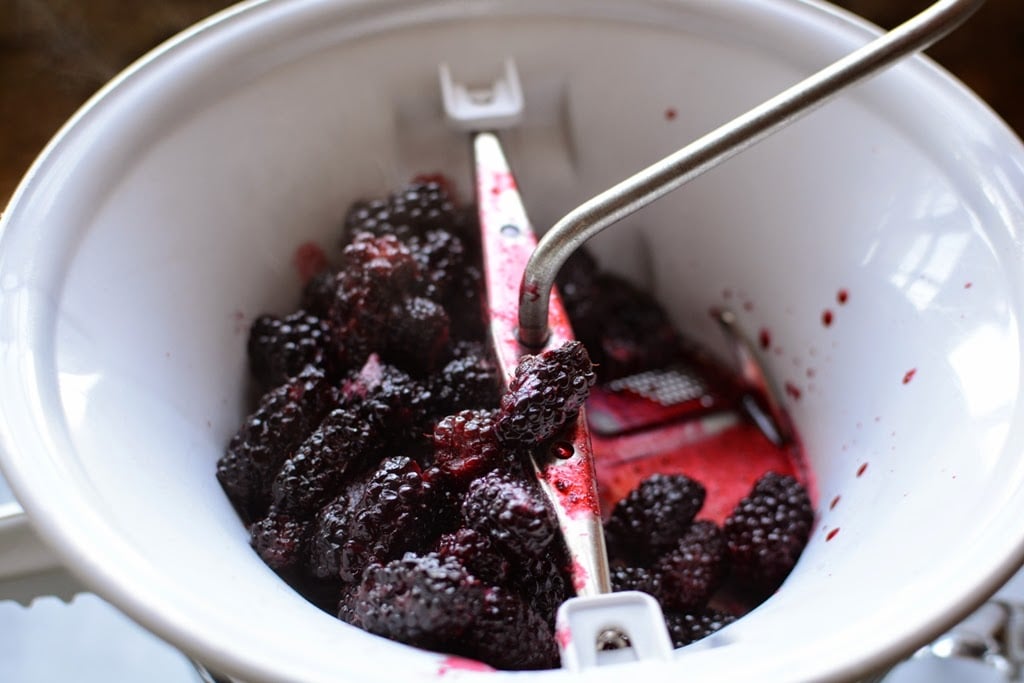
[516,0,986,348]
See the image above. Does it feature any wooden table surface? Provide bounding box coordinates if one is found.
[2,0,1021,203]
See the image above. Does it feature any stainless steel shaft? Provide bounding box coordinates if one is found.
[517,0,987,348]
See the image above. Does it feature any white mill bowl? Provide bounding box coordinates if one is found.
[2,1,1024,681]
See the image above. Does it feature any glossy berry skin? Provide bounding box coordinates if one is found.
[385,296,451,376]
[436,528,510,587]
[430,409,504,488]
[653,520,727,612]
[724,472,813,596]
[321,456,437,584]
[469,587,559,670]
[495,340,596,447]
[216,367,335,523]
[270,406,382,517]
[604,473,706,564]
[664,609,737,648]
[344,552,480,648]
[343,181,461,243]
[405,228,466,302]
[247,311,333,389]
[430,346,500,415]
[250,510,313,572]
[609,565,661,596]
[460,470,560,565]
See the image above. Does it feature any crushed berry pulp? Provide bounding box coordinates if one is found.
[216,179,814,671]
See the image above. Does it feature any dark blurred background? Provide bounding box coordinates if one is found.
[1,0,1021,203]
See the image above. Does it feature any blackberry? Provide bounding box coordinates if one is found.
[468,587,560,670]
[593,274,682,381]
[430,349,500,415]
[270,406,382,516]
[384,296,451,375]
[339,232,419,295]
[495,340,596,447]
[664,609,737,648]
[308,493,353,581]
[250,510,313,572]
[460,470,561,565]
[724,472,813,596]
[339,355,434,447]
[347,552,481,649]
[610,565,661,596]
[604,474,706,564]
[430,410,505,488]
[343,181,460,243]
[436,528,510,588]
[300,268,340,318]
[513,554,573,623]
[335,456,438,584]
[247,311,332,388]
[217,367,336,522]
[405,228,466,302]
[653,520,727,612]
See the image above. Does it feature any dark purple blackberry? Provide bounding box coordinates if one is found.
[339,355,435,447]
[270,406,382,516]
[430,410,504,488]
[604,474,706,564]
[343,181,460,243]
[598,274,682,380]
[339,231,419,294]
[250,510,313,572]
[460,470,560,565]
[247,311,332,388]
[560,271,682,382]
[653,520,727,612]
[514,554,573,623]
[468,587,559,670]
[430,349,500,414]
[664,609,737,648]
[308,493,353,581]
[384,296,451,375]
[459,472,571,619]
[346,552,482,648]
[217,367,336,522]
[333,456,438,584]
[724,472,813,596]
[609,565,661,596]
[436,528,510,587]
[300,268,340,318]
[405,228,466,302]
[495,341,596,447]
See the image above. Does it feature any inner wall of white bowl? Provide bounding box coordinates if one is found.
[17,0,1024,681]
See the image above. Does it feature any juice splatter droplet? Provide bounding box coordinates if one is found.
[665,107,678,121]
[902,368,917,384]
[758,328,772,350]
[293,241,327,283]
[438,656,494,675]
[964,282,972,289]
[830,495,840,510]
[856,463,868,477]
[743,300,754,312]
[822,309,834,327]
[551,441,574,459]
[784,382,802,400]
[837,289,849,304]
[826,528,840,542]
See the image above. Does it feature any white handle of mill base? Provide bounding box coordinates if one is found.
[0,502,84,604]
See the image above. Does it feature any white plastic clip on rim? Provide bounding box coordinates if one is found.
[556,591,675,671]
[438,59,524,131]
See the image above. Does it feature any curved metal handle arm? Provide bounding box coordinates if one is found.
[517,0,987,348]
